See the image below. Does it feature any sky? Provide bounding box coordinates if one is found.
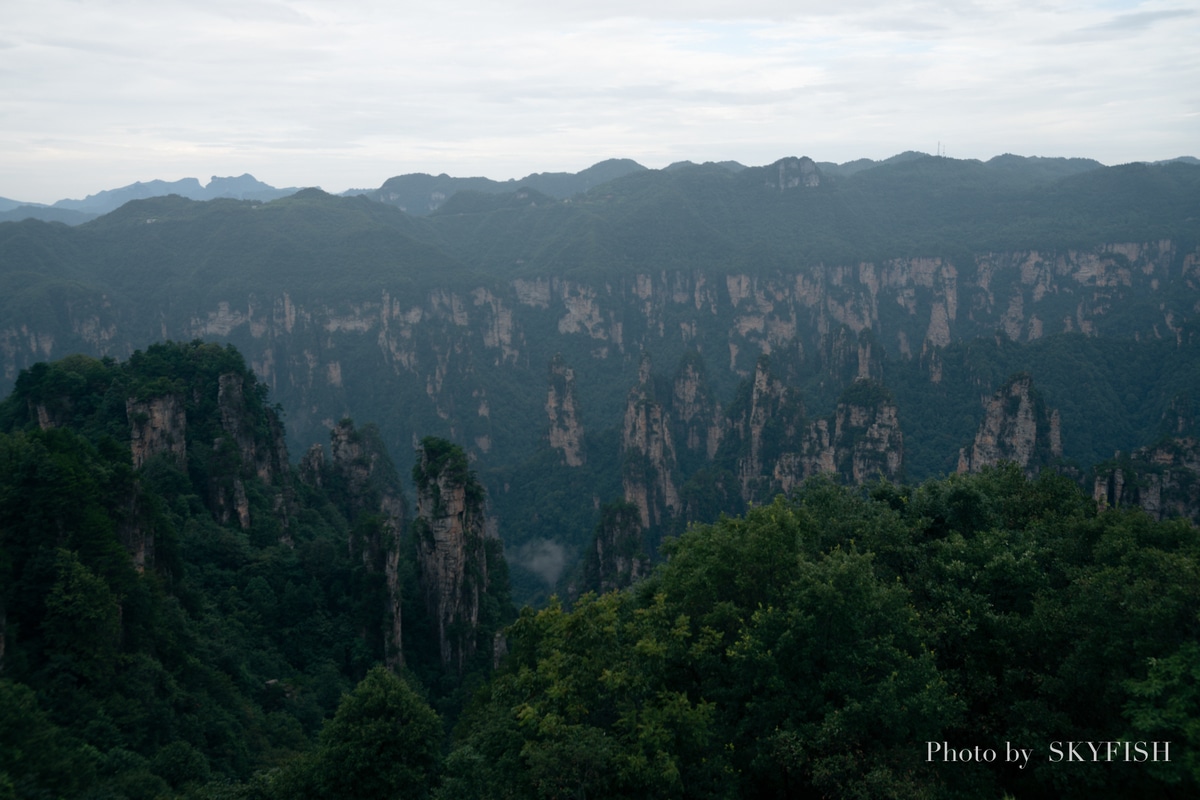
[2,0,1197,204]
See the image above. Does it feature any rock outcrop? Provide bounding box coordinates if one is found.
[774,380,904,492]
[727,357,806,505]
[1093,438,1200,523]
[957,374,1062,476]
[303,419,407,669]
[546,354,585,467]
[671,352,724,460]
[621,354,681,528]
[208,372,291,531]
[218,372,289,485]
[1,232,1196,482]
[838,383,905,484]
[413,437,495,671]
[127,394,187,470]
[117,489,154,574]
[580,501,649,595]
[617,353,906,530]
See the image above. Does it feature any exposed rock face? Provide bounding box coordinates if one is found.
[210,470,251,530]
[728,357,806,504]
[840,391,905,483]
[218,372,289,485]
[616,355,905,530]
[2,241,1195,474]
[671,353,723,459]
[580,501,649,595]
[32,398,74,430]
[621,354,681,528]
[766,156,821,190]
[1093,438,1200,523]
[957,374,1062,475]
[546,354,585,466]
[413,438,492,671]
[306,419,408,669]
[207,373,292,531]
[326,420,407,525]
[127,394,187,469]
[774,380,904,492]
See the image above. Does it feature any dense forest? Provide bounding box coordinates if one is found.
[0,343,509,799]
[1,341,1199,798]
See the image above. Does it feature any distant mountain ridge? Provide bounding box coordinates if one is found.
[51,173,302,213]
[358,157,649,214]
[0,173,303,225]
[2,153,1195,225]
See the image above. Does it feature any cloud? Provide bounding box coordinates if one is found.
[1,0,1197,202]
[512,539,568,587]
[1051,8,1196,42]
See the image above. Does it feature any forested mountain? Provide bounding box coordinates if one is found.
[0,342,510,797]
[1,153,1199,604]
[363,157,647,215]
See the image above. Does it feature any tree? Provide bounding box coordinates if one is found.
[307,666,442,799]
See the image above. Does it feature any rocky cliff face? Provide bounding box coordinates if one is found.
[725,358,806,504]
[671,353,724,460]
[209,372,291,532]
[621,355,681,528]
[218,372,289,485]
[546,354,585,467]
[616,354,905,530]
[772,380,904,493]
[580,501,649,595]
[123,368,292,538]
[413,438,494,671]
[303,419,407,668]
[957,374,1062,476]
[127,394,187,470]
[841,392,905,484]
[3,242,1191,476]
[1094,438,1200,523]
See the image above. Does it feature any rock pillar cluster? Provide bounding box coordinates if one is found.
[546,354,586,467]
[1093,438,1200,522]
[621,355,681,528]
[580,501,649,595]
[957,374,1062,476]
[303,419,407,669]
[413,437,493,671]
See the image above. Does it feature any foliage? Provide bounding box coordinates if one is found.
[271,666,442,800]
[414,435,483,513]
[0,343,491,798]
[446,467,1200,799]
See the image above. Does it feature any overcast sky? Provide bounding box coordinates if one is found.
[2,0,1197,204]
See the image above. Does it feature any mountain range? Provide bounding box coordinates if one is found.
[5,152,1196,224]
[2,151,1200,603]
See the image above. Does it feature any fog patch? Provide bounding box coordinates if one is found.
[512,539,567,587]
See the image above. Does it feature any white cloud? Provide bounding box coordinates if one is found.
[1,0,1197,202]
